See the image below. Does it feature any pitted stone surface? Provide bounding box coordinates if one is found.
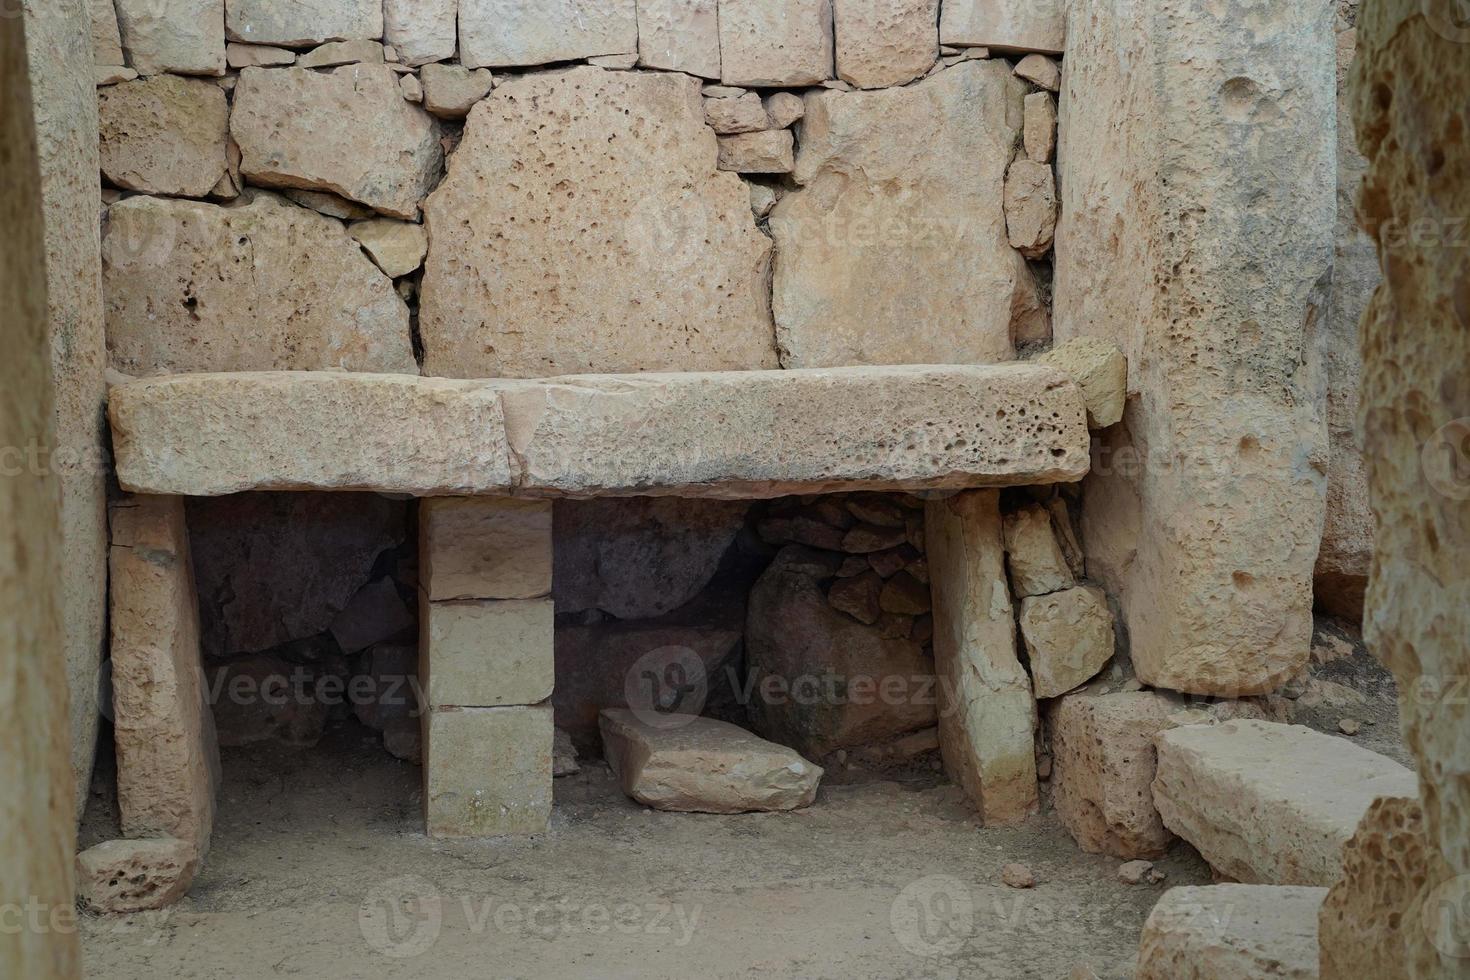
[834,0,939,89]
[116,0,225,76]
[420,67,776,378]
[103,193,414,376]
[772,63,1044,368]
[637,0,721,78]
[719,0,834,87]
[459,0,637,69]
[99,75,230,198]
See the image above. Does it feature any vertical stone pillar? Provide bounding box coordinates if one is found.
[924,490,1038,826]
[0,9,79,974]
[419,497,554,837]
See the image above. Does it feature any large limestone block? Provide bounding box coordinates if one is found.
[1152,720,1417,885]
[554,498,748,619]
[637,0,720,79]
[103,193,414,376]
[1352,1,1470,970]
[422,599,554,707]
[116,0,225,75]
[109,372,513,496]
[98,75,229,198]
[92,0,125,65]
[719,0,834,86]
[384,0,456,66]
[1050,691,1182,860]
[601,709,823,813]
[424,704,552,837]
[232,65,442,219]
[1053,0,1334,697]
[459,0,636,69]
[108,495,220,854]
[1018,585,1114,698]
[420,498,552,601]
[771,63,1045,368]
[834,0,939,89]
[924,490,1038,826]
[225,0,382,46]
[501,364,1090,498]
[75,838,199,913]
[1137,885,1327,980]
[747,546,937,756]
[421,67,774,378]
[1318,796,1427,980]
[939,0,1063,53]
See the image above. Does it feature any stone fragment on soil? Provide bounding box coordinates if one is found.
[1019,585,1114,698]
[99,75,229,199]
[940,0,1064,53]
[348,218,428,278]
[833,0,939,89]
[232,65,443,219]
[717,130,795,173]
[637,0,721,78]
[420,64,495,119]
[719,0,835,86]
[1004,158,1058,257]
[459,0,637,69]
[1137,885,1327,980]
[1036,337,1127,429]
[383,0,455,65]
[76,838,200,913]
[1002,503,1074,596]
[225,0,382,47]
[382,716,421,761]
[600,709,822,813]
[1001,863,1036,888]
[1117,860,1154,885]
[1152,720,1417,885]
[116,0,225,76]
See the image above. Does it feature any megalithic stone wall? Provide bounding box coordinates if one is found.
[1053,0,1335,696]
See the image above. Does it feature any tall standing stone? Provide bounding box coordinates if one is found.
[1052,0,1335,696]
[459,0,637,69]
[419,67,776,378]
[637,0,720,79]
[115,0,225,76]
[772,62,1043,368]
[924,490,1038,826]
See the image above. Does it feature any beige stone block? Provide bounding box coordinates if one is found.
[1014,53,1060,90]
[1138,885,1327,980]
[99,75,229,198]
[424,705,553,837]
[704,92,769,134]
[420,63,494,119]
[347,217,428,278]
[719,0,834,86]
[1036,337,1126,429]
[384,0,455,66]
[637,0,719,78]
[420,498,552,601]
[225,0,382,46]
[226,41,295,66]
[1004,158,1057,258]
[423,598,553,707]
[763,91,805,128]
[925,490,1038,826]
[117,0,225,76]
[1152,720,1417,885]
[109,495,220,854]
[297,38,384,67]
[834,0,939,89]
[940,0,1063,53]
[716,130,794,173]
[1049,691,1181,859]
[459,0,637,69]
[772,63,1045,368]
[75,838,199,913]
[1002,503,1074,596]
[600,709,823,813]
[419,67,776,378]
[232,65,442,219]
[1019,585,1114,698]
[1023,90,1056,162]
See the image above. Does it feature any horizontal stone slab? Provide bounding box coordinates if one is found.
[109,365,1090,498]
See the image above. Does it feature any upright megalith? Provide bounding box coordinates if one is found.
[1053,0,1335,696]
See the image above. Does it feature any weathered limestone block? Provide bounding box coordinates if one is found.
[1318,796,1426,980]
[601,709,823,813]
[747,546,936,756]
[1036,337,1126,429]
[1152,720,1416,885]
[1053,0,1334,697]
[772,63,1045,368]
[103,193,414,375]
[297,38,383,68]
[554,498,748,619]
[1002,503,1074,596]
[1014,53,1060,91]
[1023,91,1056,162]
[116,0,225,76]
[833,0,939,89]
[940,0,1063,53]
[420,498,552,601]
[422,599,553,707]
[232,65,442,219]
[637,0,720,78]
[501,364,1089,497]
[764,91,805,128]
[109,495,220,853]
[75,839,199,914]
[925,490,1038,825]
[347,218,427,278]
[459,0,637,69]
[384,0,456,66]
[425,704,552,837]
[420,64,494,119]
[225,0,382,47]
[719,0,834,86]
[226,41,294,66]
[420,67,775,378]
[1019,585,1114,698]
[716,130,794,173]
[1050,691,1182,859]
[1350,3,1470,973]
[91,0,125,65]
[1138,885,1327,980]
[1004,158,1057,257]
[188,492,403,656]
[704,92,770,134]
[99,75,229,198]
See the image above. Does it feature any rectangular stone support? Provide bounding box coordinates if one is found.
[924,489,1038,826]
[421,599,554,708]
[424,705,554,838]
[419,497,553,601]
